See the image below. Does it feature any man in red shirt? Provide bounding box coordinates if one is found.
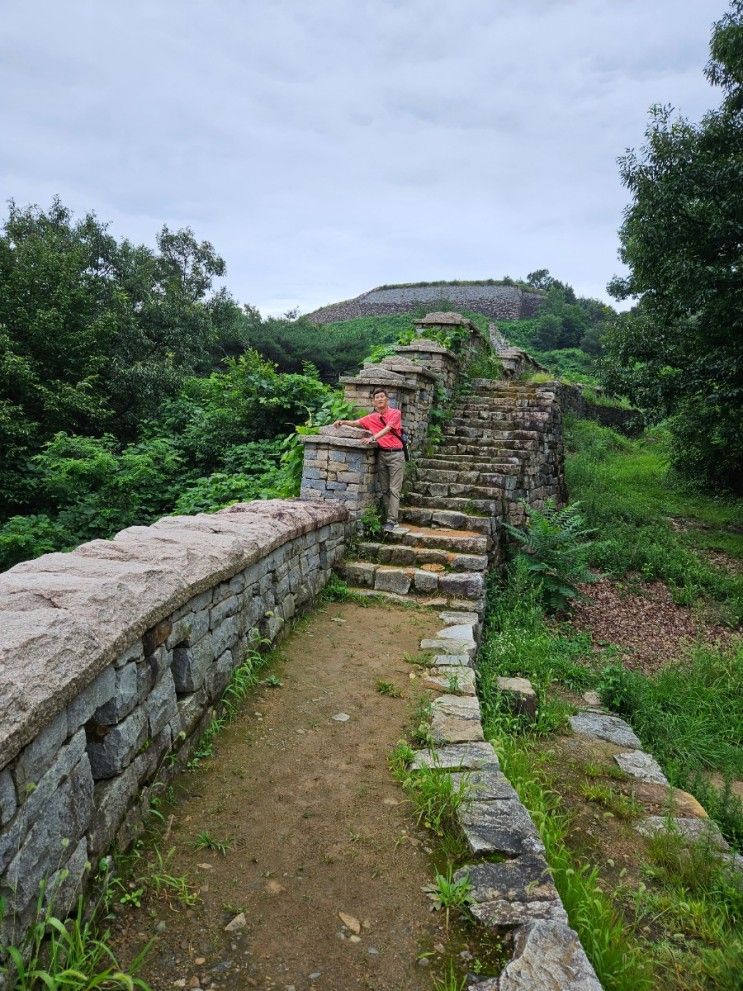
[333,388,405,533]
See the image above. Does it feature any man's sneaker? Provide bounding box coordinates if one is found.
[383,520,395,533]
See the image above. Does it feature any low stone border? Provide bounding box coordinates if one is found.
[411,615,602,991]
[569,702,743,873]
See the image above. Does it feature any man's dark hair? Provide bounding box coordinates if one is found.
[372,388,388,398]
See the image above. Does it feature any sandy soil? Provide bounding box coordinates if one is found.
[110,601,471,991]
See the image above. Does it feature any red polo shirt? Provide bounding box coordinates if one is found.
[357,408,404,450]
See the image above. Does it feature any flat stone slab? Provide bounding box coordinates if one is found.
[410,741,500,772]
[635,816,729,851]
[424,666,477,695]
[430,694,484,744]
[451,768,519,802]
[570,712,641,749]
[496,676,537,719]
[438,610,480,628]
[458,799,544,857]
[456,857,567,929]
[432,653,474,668]
[614,750,668,785]
[434,623,477,642]
[420,638,476,662]
[497,920,602,991]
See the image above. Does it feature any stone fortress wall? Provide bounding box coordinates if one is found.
[0,311,592,970]
[305,282,545,324]
[0,501,347,946]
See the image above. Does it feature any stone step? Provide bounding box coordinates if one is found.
[406,494,503,515]
[356,541,487,572]
[443,426,542,441]
[337,561,485,602]
[415,468,520,487]
[457,397,554,409]
[471,380,553,393]
[400,506,495,536]
[413,481,512,500]
[436,440,539,454]
[348,587,486,615]
[417,458,522,472]
[386,523,490,555]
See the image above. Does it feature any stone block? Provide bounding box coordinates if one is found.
[2,754,94,912]
[205,649,234,701]
[410,741,500,772]
[113,641,144,669]
[176,688,209,737]
[145,670,180,737]
[67,665,117,732]
[570,712,641,749]
[497,920,602,991]
[0,770,16,826]
[86,707,147,780]
[423,666,477,696]
[457,856,567,929]
[420,638,476,663]
[93,662,138,725]
[44,835,89,919]
[458,799,544,857]
[374,568,412,595]
[614,750,668,785]
[450,768,518,802]
[167,608,210,649]
[496,676,538,719]
[412,570,438,593]
[142,618,172,655]
[430,694,484,744]
[211,594,240,627]
[14,709,68,793]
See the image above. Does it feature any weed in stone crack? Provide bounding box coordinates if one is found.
[404,651,435,668]
[193,831,232,856]
[424,868,473,930]
[445,673,462,695]
[432,961,468,991]
[376,679,403,698]
[409,695,434,746]
[579,782,643,820]
[0,867,153,990]
[403,766,471,838]
[388,740,416,777]
[186,716,226,770]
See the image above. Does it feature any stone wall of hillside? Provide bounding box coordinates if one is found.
[306,283,545,324]
[0,501,347,948]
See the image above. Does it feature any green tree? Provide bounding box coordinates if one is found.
[605,2,743,491]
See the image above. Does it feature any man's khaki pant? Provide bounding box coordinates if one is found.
[378,449,406,523]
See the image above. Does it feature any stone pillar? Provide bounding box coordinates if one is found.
[373,356,437,455]
[338,365,415,418]
[413,311,485,360]
[299,427,379,519]
[393,340,459,396]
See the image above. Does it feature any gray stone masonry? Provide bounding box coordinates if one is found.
[0,499,348,946]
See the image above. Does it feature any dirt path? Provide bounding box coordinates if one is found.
[112,601,457,991]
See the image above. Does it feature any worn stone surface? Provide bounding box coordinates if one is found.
[497,920,602,991]
[0,500,348,768]
[635,816,729,850]
[459,800,545,857]
[410,741,500,772]
[450,768,518,802]
[430,694,484,744]
[86,707,147,780]
[423,666,477,696]
[614,749,668,785]
[496,676,537,719]
[632,782,708,818]
[570,711,641,749]
[457,857,567,928]
[0,770,16,826]
[420,638,476,662]
[431,652,474,668]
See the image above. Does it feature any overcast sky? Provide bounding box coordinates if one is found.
[0,0,725,315]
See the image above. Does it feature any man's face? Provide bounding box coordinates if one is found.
[373,392,389,412]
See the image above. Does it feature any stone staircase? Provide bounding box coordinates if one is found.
[337,377,565,614]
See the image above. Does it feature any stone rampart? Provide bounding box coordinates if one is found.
[0,500,347,944]
[306,283,545,324]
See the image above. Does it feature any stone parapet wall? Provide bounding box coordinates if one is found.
[556,383,644,436]
[0,500,348,945]
[306,284,545,324]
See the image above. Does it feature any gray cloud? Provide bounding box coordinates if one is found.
[0,0,723,314]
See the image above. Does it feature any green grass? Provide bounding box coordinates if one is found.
[565,418,742,621]
[0,869,152,990]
